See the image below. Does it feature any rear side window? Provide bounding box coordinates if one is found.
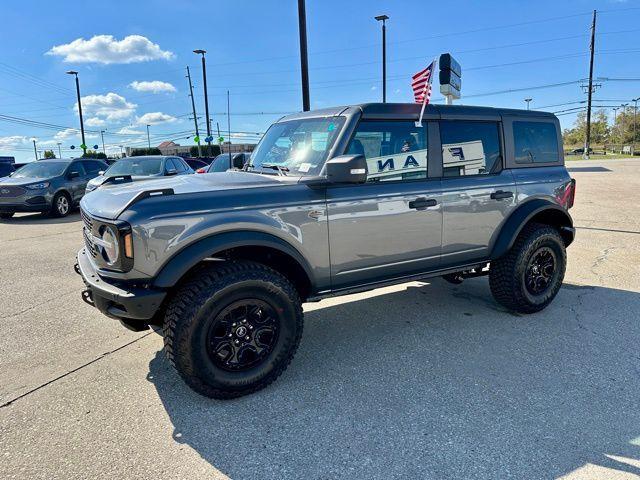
[513,121,559,164]
[347,120,428,182]
[439,121,501,177]
[82,160,103,175]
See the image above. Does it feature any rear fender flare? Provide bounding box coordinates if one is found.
[490,199,574,260]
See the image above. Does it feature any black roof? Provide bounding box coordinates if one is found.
[280,103,555,122]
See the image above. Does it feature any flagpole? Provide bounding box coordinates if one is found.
[415,57,437,127]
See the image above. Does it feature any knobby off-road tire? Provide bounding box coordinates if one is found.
[163,260,304,399]
[489,223,566,314]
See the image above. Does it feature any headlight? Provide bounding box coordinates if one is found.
[25,182,50,190]
[100,226,119,265]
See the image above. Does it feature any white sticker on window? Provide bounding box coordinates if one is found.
[298,163,311,173]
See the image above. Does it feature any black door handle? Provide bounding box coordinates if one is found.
[490,190,514,200]
[409,197,437,210]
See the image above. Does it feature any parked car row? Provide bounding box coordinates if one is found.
[0,153,250,219]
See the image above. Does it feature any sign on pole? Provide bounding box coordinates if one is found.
[439,53,462,104]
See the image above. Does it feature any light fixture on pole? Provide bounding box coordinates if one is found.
[524,98,532,110]
[193,49,213,154]
[375,15,389,103]
[66,70,86,155]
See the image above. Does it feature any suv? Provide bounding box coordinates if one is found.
[75,103,576,399]
[0,158,108,218]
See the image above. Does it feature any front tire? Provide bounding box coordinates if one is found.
[163,261,303,399]
[489,223,566,313]
[51,192,71,217]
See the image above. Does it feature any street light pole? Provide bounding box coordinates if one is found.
[32,139,38,161]
[297,0,310,111]
[525,98,532,110]
[146,124,151,149]
[100,130,106,155]
[193,50,213,155]
[621,103,629,150]
[66,71,86,156]
[633,97,639,155]
[56,142,62,158]
[375,15,389,103]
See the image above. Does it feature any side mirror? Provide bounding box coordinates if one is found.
[325,154,367,184]
[166,169,178,176]
[98,170,105,176]
[68,171,80,179]
[232,155,245,169]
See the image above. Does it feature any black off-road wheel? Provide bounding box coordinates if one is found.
[489,223,566,313]
[50,192,71,217]
[163,261,304,399]
[0,212,14,219]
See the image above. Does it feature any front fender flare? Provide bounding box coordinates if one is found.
[490,199,574,260]
[152,230,315,289]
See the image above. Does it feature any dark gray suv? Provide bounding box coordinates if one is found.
[75,103,576,399]
[0,158,108,218]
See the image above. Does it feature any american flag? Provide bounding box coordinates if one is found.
[411,60,436,104]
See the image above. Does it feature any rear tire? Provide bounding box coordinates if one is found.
[0,212,14,219]
[51,192,71,217]
[163,261,303,399]
[489,223,566,313]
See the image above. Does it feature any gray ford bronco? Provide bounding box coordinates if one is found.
[76,103,576,399]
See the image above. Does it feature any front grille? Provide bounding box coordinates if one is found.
[81,208,98,258]
[0,186,26,198]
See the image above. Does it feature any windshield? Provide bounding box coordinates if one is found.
[105,157,164,176]
[248,117,345,176]
[13,161,67,179]
[208,154,231,173]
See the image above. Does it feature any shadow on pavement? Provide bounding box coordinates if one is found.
[146,278,640,479]
[0,211,80,225]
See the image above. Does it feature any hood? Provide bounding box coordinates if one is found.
[87,173,162,187]
[81,170,289,219]
[0,175,55,186]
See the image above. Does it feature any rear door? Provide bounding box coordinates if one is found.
[439,118,517,265]
[327,119,442,289]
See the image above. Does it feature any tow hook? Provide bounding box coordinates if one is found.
[74,262,81,275]
[81,289,95,307]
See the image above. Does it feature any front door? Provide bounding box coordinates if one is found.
[327,120,442,289]
[67,161,87,203]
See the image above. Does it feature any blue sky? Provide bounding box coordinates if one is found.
[1,0,639,162]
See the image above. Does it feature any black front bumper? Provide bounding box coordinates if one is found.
[75,248,166,322]
[0,203,49,213]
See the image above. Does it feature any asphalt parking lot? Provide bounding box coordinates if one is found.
[1,158,639,480]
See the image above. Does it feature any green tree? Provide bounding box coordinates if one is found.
[43,150,56,159]
[82,150,107,159]
[131,147,162,156]
[190,144,220,157]
[562,109,610,147]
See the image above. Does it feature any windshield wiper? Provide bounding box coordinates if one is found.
[259,163,289,176]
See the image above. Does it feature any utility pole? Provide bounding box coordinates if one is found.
[227,90,231,154]
[66,71,86,156]
[525,98,532,110]
[146,124,151,149]
[584,10,596,159]
[56,142,62,158]
[297,0,310,111]
[621,103,629,148]
[186,66,202,157]
[194,50,213,156]
[32,139,38,161]
[100,130,106,155]
[375,15,389,103]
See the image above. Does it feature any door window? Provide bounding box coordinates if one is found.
[347,121,428,182]
[439,121,501,177]
[81,160,103,175]
[68,162,86,177]
[513,121,559,164]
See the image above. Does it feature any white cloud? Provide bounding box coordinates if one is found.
[54,128,81,142]
[117,127,144,135]
[85,117,106,127]
[129,80,176,93]
[136,112,177,125]
[80,93,137,122]
[47,35,174,64]
[0,136,29,149]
